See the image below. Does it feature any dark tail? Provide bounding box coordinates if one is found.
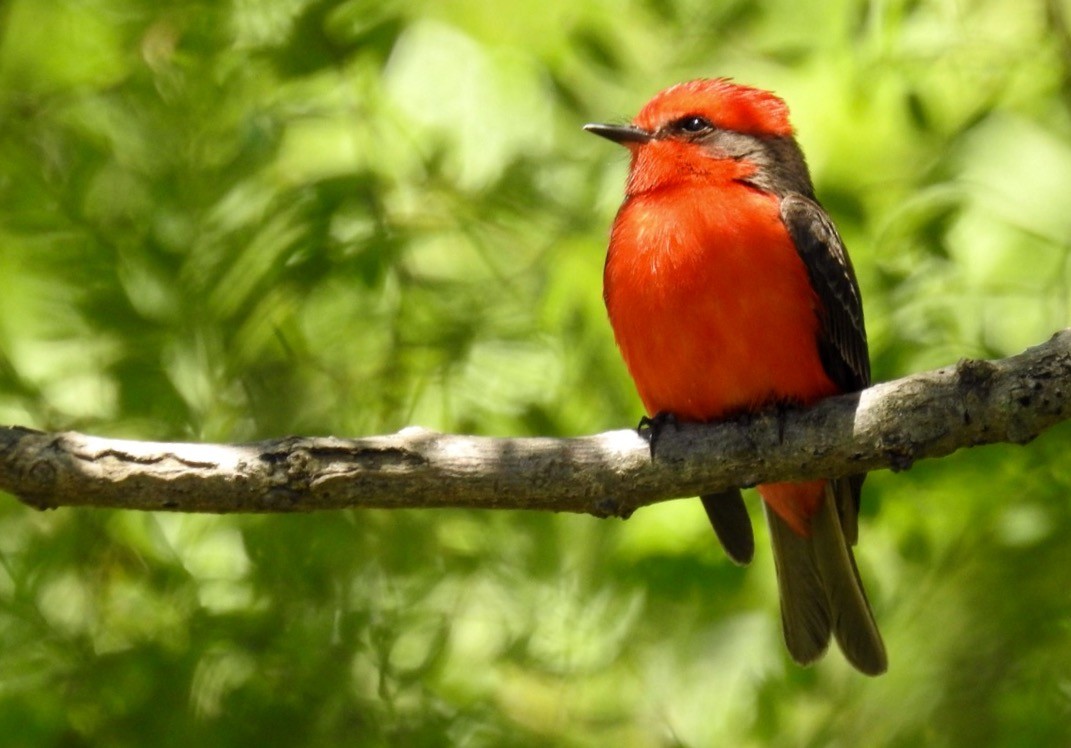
[701,489,754,566]
[765,480,887,675]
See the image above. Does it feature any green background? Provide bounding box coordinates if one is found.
[2,0,1071,745]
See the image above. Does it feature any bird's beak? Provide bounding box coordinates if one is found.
[583,123,653,145]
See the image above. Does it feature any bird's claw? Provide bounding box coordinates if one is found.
[637,411,680,458]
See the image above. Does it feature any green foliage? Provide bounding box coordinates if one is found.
[2,0,1071,744]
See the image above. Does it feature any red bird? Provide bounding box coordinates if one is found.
[586,79,886,675]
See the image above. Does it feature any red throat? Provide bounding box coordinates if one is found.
[624,138,758,196]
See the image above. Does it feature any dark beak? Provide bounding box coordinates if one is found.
[583,123,653,145]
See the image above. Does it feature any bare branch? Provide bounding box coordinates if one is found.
[1,330,1069,517]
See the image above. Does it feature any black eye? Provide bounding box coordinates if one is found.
[674,116,712,133]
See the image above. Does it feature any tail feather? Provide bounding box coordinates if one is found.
[765,480,887,675]
[701,489,754,566]
[766,505,832,665]
[811,482,887,675]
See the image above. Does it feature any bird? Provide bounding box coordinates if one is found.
[585,78,887,675]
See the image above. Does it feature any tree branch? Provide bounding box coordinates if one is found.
[1,329,1069,517]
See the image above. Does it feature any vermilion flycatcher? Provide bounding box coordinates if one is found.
[586,79,886,675]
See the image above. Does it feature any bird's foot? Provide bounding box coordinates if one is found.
[772,402,801,444]
[637,411,680,458]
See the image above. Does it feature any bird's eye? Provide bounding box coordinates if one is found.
[674,116,713,134]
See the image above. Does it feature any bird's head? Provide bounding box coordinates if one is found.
[585,79,814,198]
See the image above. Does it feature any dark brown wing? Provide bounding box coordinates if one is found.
[780,193,869,393]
